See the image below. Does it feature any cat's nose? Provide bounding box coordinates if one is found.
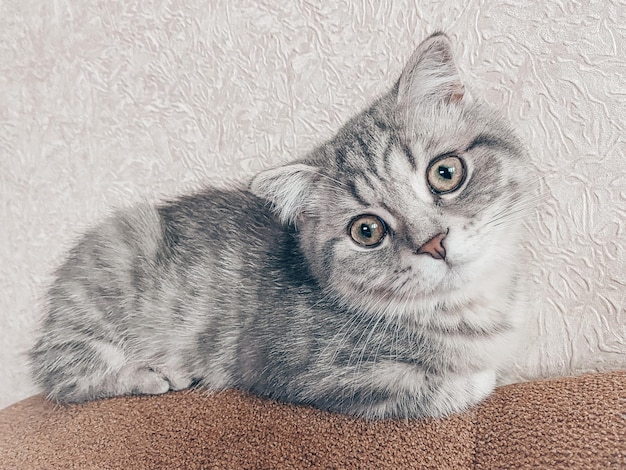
[417,233,447,260]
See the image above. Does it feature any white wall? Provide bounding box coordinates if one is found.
[1,0,624,409]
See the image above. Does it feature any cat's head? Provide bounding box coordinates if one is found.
[251,33,532,316]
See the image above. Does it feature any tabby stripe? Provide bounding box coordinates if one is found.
[373,116,390,133]
[355,134,380,177]
[347,180,369,207]
[428,319,512,337]
[355,134,373,160]
[381,138,393,177]
[467,134,516,154]
[334,146,348,171]
[401,142,417,170]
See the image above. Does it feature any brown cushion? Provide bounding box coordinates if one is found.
[1,371,624,469]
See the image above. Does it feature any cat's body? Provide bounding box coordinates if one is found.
[30,34,532,419]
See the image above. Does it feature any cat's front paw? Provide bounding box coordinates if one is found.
[117,365,169,395]
[471,368,497,402]
[427,369,497,417]
[117,364,192,396]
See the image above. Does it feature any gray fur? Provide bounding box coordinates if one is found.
[30,33,533,419]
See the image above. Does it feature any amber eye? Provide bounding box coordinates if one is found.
[348,214,387,248]
[426,155,466,194]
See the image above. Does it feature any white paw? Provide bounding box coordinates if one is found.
[133,368,171,395]
[472,369,497,400]
[116,364,171,396]
[158,367,193,391]
[427,369,497,417]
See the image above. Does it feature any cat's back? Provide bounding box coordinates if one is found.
[157,187,283,261]
[44,187,284,329]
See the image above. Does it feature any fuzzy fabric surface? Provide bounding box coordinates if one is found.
[1,371,624,469]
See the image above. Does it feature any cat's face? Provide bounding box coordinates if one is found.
[251,34,532,315]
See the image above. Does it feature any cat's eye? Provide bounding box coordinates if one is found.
[426,155,466,194]
[348,214,387,248]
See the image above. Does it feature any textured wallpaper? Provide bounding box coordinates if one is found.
[1,0,624,409]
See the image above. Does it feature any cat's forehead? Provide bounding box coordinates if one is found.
[401,103,476,156]
[333,107,474,198]
[344,154,429,213]
[353,98,475,165]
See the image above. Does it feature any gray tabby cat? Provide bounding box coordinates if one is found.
[30,33,532,419]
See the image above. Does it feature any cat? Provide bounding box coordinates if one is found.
[29,33,533,420]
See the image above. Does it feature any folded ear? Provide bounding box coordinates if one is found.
[249,163,317,225]
[396,32,465,108]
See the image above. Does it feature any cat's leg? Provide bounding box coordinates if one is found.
[369,369,497,419]
[31,337,191,403]
[30,337,128,403]
[361,368,497,418]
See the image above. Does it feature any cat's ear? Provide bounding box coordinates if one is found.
[396,33,465,107]
[249,163,317,225]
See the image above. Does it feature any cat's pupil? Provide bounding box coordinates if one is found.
[360,223,374,238]
[438,165,454,180]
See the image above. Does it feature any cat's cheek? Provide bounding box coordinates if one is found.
[443,229,482,262]
[443,228,508,277]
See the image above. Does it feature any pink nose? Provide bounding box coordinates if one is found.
[417,233,447,260]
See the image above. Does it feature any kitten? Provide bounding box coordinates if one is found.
[30,33,532,419]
